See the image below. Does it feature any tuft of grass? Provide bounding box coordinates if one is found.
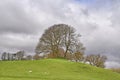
[0,59,120,80]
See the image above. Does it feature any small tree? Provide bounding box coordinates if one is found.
[1,52,6,61]
[33,54,40,60]
[16,51,25,60]
[85,54,107,68]
[7,53,11,60]
[74,52,84,62]
[111,68,120,73]
[65,52,72,60]
[26,55,32,60]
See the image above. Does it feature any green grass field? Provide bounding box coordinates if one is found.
[0,59,120,80]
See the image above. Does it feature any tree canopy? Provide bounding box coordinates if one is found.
[35,24,85,58]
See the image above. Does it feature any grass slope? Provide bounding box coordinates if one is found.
[0,59,120,80]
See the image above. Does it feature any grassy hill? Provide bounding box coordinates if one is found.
[0,59,120,80]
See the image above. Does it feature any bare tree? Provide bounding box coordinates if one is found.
[26,55,33,60]
[7,53,11,60]
[33,54,41,60]
[35,24,85,58]
[1,52,7,61]
[85,54,107,68]
[1,51,25,61]
[16,51,25,60]
[1,52,11,61]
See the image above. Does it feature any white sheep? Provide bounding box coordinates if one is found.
[29,70,32,73]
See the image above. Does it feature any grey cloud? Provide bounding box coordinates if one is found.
[0,0,41,34]
[106,61,120,68]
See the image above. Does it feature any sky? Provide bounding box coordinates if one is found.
[0,0,120,68]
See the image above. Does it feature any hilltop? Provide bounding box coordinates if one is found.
[0,59,120,80]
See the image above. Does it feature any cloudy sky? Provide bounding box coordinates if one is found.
[0,0,120,68]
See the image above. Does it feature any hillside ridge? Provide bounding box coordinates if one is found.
[0,59,120,80]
